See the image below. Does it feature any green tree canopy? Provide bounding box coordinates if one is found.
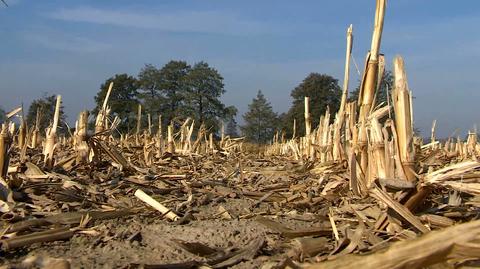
[94,74,139,133]
[26,93,66,133]
[97,60,236,134]
[158,60,191,123]
[138,64,164,116]
[185,61,227,131]
[282,73,341,137]
[241,90,278,143]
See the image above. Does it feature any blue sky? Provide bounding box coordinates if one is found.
[1,0,479,137]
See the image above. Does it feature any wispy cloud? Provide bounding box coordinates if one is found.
[23,31,110,53]
[47,7,269,35]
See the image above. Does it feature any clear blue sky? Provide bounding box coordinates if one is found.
[1,0,479,137]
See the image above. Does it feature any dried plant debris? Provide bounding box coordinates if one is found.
[1,0,480,268]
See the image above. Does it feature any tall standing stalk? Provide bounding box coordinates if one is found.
[18,118,26,149]
[0,124,12,179]
[75,110,89,164]
[95,82,113,134]
[43,95,61,169]
[304,97,311,137]
[357,0,386,187]
[292,119,296,139]
[392,56,415,181]
[339,24,353,120]
[135,104,142,145]
[304,97,311,158]
[167,124,175,153]
[31,107,41,148]
[156,115,163,157]
[333,24,353,161]
[147,114,152,136]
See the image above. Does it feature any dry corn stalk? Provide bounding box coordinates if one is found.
[333,25,354,161]
[0,124,12,179]
[208,133,213,152]
[357,0,386,188]
[304,97,311,158]
[304,97,311,136]
[392,56,416,181]
[31,107,41,148]
[423,160,480,195]
[155,114,163,157]
[74,110,90,164]
[135,104,142,145]
[467,130,477,159]
[306,220,480,269]
[147,113,152,136]
[220,122,225,147]
[369,117,386,185]
[292,118,296,139]
[134,189,179,221]
[43,95,61,169]
[95,82,113,134]
[167,124,175,153]
[17,116,27,150]
[430,119,437,149]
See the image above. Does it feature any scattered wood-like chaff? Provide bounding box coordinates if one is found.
[0,0,479,268]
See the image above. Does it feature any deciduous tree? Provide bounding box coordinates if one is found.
[26,93,66,133]
[158,60,190,123]
[283,73,341,137]
[94,74,139,133]
[185,61,226,131]
[138,64,164,116]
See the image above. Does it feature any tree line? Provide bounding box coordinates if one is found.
[241,71,393,143]
[4,61,392,144]
[93,60,238,134]
[19,60,238,136]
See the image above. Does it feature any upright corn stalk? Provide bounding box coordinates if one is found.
[147,114,152,136]
[430,120,437,149]
[333,24,353,161]
[0,124,12,179]
[167,124,175,153]
[43,95,62,169]
[220,122,225,147]
[392,56,416,181]
[345,102,357,158]
[369,117,387,180]
[0,123,12,201]
[156,115,163,157]
[339,25,354,121]
[304,97,311,136]
[467,130,477,159]
[135,104,142,145]
[209,133,214,153]
[31,107,41,148]
[357,0,386,187]
[292,119,296,139]
[304,97,311,158]
[95,82,113,134]
[75,110,90,164]
[18,114,27,150]
[182,120,195,154]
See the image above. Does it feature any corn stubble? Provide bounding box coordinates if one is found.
[0,0,479,268]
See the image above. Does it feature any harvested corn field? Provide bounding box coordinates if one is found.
[1,0,480,268]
